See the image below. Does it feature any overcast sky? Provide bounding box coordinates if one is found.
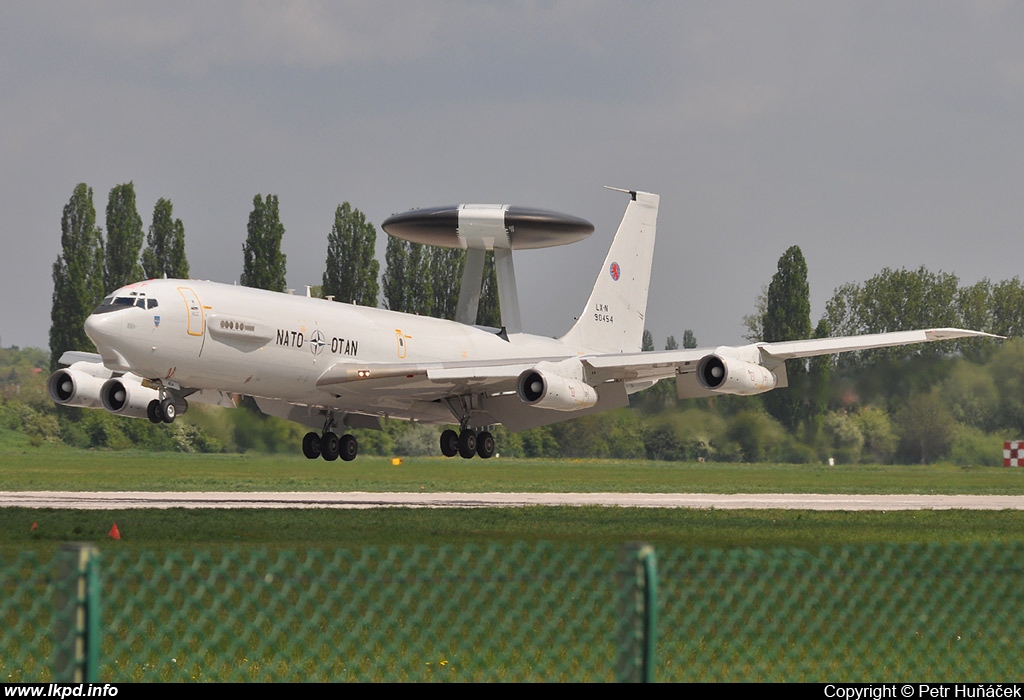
[3,1,1023,352]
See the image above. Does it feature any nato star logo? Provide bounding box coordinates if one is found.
[310,329,326,356]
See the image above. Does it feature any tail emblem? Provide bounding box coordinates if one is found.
[609,262,621,281]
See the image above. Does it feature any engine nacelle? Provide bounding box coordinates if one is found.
[101,377,162,419]
[697,354,778,396]
[517,361,599,412]
[47,364,110,409]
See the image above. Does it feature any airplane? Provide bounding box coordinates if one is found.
[49,188,999,461]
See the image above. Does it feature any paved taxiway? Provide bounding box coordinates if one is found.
[2,491,1023,510]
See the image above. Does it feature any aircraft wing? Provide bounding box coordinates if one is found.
[316,327,1000,405]
[315,358,552,397]
[754,327,1000,363]
[315,357,584,431]
[580,327,1002,400]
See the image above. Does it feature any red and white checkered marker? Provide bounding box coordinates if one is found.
[1004,441,1023,467]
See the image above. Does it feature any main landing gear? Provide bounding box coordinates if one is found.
[302,415,358,462]
[440,428,495,460]
[302,431,358,461]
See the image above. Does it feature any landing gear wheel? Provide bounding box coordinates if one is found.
[159,398,177,424]
[458,430,477,459]
[339,434,358,462]
[440,429,459,458]
[476,431,495,459]
[321,431,340,461]
[147,400,162,424]
[302,432,321,459]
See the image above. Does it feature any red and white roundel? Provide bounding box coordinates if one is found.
[609,262,621,281]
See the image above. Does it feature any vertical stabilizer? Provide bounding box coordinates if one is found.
[560,189,659,354]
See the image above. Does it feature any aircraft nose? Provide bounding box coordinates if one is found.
[84,311,120,346]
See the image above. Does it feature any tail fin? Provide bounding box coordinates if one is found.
[560,188,659,353]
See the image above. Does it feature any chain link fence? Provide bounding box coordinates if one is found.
[3,542,1023,682]
[658,543,1024,681]
[2,543,655,682]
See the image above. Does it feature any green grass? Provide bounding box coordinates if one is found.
[3,445,1024,493]
[4,506,1024,556]
[4,447,1024,682]
[1,447,1023,556]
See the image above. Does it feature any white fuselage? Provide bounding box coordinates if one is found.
[85,278,580,415]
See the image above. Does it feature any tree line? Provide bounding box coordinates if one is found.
[25,183,1024,463]
[50,184,502,372]
[629,245,1024,465]
[50,183,189,370]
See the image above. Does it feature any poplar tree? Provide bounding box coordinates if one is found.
[762,245,812,432]
[322,202,379,306]
[240,194,287,292]
[383,241,502,324]
[406,242,432,314]
[641,330,654,352]
[382,238,434,315]
[426,248,463,320]
[103,182,145,292]
[806,317,832,441]
[50,183,105,369]
[382,236,410,312]
[476,251,500,327]
[142,198,189,279]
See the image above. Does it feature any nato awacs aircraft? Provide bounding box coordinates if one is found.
[50,188,997,461]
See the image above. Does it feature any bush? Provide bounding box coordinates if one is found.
[518,426,559,458]
[779,440,818,464]
[950,426,1005,467]
[725,410,786,463]
[392,423,441,456]
[643,409,725,462]
[822,411,864,464]
[853,406,897,464]
[171,422,223,453]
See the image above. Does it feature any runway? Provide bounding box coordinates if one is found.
[2,491,1024,510]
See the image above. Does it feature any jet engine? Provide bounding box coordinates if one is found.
[47,364,110,409]
[697,354,778,396]
[100,376,162,419]
[516,360,598,411]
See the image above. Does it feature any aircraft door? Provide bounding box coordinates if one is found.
[177,287,207,356]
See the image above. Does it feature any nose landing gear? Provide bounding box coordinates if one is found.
[147,394,185,424]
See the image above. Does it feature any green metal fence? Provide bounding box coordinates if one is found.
[3,542,1023,682]
[658,543,1024,682]
[2,543,656,682]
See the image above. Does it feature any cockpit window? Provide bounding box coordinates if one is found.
[92,292,156,314]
